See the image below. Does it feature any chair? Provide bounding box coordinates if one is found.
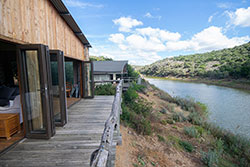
[66,82,72,97]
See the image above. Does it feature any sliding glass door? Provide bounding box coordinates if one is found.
[49,50,67,126]
[18,44,55,139]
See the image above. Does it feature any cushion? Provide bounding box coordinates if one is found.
[11,87,20,96]
[14,87,20,96]
[9,95,16,100]
[0,99,9,106]
[0,86,16,100]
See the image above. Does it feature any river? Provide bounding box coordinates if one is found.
[146,78,250,138]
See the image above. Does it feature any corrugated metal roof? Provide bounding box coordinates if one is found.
[49,0,91,47]
[93,61,128,74]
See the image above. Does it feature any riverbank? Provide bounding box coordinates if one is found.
[115,81,250,167]
[144,75,250,91]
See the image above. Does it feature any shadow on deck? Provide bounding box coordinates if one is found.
[0,96,114,167]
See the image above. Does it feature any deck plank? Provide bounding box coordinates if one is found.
[0,96,114,167]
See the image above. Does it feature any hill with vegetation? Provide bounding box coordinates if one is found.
[90,55,113,61]
[140,42,250,79]
[115,81,250,166]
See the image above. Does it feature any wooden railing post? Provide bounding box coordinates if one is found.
[90,79,123,167]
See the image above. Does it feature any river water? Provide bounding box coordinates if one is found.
[146,78,250,138]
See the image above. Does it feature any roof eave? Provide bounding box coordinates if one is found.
[49,0,91,47]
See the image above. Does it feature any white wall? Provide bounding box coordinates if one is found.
[94,74,110,81]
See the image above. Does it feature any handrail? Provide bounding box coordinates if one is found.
[94,77,137,84]
[90,79,123,167]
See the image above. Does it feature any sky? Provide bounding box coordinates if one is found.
[62,0,250,65]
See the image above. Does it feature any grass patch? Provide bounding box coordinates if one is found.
[172,112,186,122]
[179,140,194,152]
[184,126,200,138]
[202,150,219,167]
[157,134,166,142]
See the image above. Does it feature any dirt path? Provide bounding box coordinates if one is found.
[115,126,134,167]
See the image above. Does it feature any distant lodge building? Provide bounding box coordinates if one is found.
[93,61,128,82]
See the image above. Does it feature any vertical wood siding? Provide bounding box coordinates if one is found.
[0,0,86,61]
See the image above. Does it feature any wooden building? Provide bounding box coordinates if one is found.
[0,0,94,153]
[93,61,128,82]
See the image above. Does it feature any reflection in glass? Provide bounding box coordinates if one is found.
[65,60,81,98]
[50,54,61,122]
[84,63,92,97]
[24,50,44,131]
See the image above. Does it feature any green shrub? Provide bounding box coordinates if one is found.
[123,110,152,135]
[94,83,116,95]
[167,135,180,148]
[130,98,152,118]
[121,83,153,135]
[184,126,200,138]
[127,64,140,78]
[188,113,202,125]
[157,134,166,142]
[172,112,186,122]
[203,123,250,165]
[202,150,219,167]
[160,120,168,125]
[179,140,194,152]
[166,119,175,124]
[138,155,146,166]
[123,86,138,104]
[213,138,224,155]
[160,108,167,114]
[131,82,146,93]
[195,126,205,136]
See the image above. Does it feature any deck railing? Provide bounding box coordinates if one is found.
[90,79,123,167]
[94,77,138,84]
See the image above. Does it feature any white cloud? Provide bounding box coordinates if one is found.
[126,34,166,52]
[108,33,125,44]
[229,7,250,27]
[113,17,143,32]
[208,15,213,23]
[144,12,153,18]
[144,12,162,20]
[63,0,103,8]
[99,16,250,65]
[108,26,181,52]
[166,26,250,51]
[136,27,181,41]
[216,2,233,9]
[208,12,219,23]
[90,45,161,65]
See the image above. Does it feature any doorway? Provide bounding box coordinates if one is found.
[64,57,82,108]
[0,40,24,153]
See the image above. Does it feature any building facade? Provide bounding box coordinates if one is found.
[0,0,93,152]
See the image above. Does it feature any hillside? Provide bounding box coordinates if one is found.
[115,81,250,167]
[90,55,113,61]
[140,42,250,79]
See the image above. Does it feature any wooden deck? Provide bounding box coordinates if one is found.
[0,96,114,167]
[66,97,81,108]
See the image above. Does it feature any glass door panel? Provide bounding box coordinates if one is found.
[18,44,55,139]
[25,50,45,131]
[50,50,67,126]
[82,61,94,98]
